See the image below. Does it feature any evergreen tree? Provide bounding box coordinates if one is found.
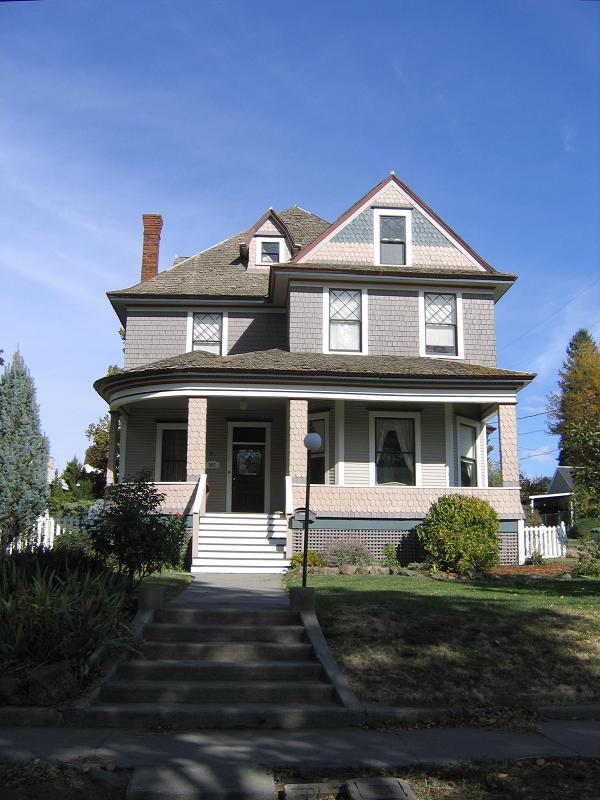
[0,351,49,548]
[48,456,101,517]
[547,329,600,464]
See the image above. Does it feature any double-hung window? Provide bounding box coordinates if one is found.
[156,424,187,482]
[329,288,362,352]
[192,312,222,354]
[424,293,457,356]
[260,240,280,263]
[458,422,478,487]
[379,215,406,265]
[374,417,416,486]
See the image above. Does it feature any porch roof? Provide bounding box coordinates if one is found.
[94,348,534,399]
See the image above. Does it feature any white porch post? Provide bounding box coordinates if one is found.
[186,397,207,481]
[498,403,520,488]
[335,399,345,485]
[106,410,119,487]
[118,412,128,483]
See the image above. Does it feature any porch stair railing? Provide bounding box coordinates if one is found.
[190,474,208,562]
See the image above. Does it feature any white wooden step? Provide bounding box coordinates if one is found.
[191,566,289,575]
[194,553,288,564]
[200,544,284,553]
[199,536,285,546]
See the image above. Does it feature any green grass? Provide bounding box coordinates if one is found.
[287,573,600,708]
[143,569,192,599]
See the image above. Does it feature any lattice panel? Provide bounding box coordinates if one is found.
[499,533,519,566]
[293,528,423,564]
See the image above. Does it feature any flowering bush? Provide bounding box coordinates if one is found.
[321,539,372,567]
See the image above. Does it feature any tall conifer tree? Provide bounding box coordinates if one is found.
[548,329,600,464]
[0,351,49,548]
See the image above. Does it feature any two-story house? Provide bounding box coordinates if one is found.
[94,174,534,573]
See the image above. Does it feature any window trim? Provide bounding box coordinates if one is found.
[255,236,285,265]
[308,411,330,485]
[186,311,228,356]
[322,286,369,355]
[368,411,421,487]
[155,423,188,482]
[373,208,412,267]
[418,290,464,360]
[456,415,486,488]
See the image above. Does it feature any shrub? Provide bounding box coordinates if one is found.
[0,551,128,680]
[571,539,600,578]
[418,495,500,574]
[570,517,600,540]
[526,550,545,566]
[290,550,325,569]
[85,475,187,590]
[524,507,544,526]
[322,539,371,568]
[53,527,96,558]
[381,543,400,569]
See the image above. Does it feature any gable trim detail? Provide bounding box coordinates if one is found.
[293,175,495,273]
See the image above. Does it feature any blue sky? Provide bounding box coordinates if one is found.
[1,0,599,477]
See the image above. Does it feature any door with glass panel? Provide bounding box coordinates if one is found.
[308,415,328,484]
[227,423,270,512]
[374,417,416,485]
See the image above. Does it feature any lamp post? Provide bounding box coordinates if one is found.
[302,431,322,588]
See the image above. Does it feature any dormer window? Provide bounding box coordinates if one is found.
[261,241,280,263]
[255,236,284,265]
[374,209,412,266]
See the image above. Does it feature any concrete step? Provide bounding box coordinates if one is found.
[192,558,290,568]
[141,641,313,660]
[79,702,354,729]
[116,659,322,682]
[191,565,290,574]
[101,679,333,704]
[143,623,305,643]
[155,608,298,625]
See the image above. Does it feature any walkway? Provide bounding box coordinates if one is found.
[1,721,599,769]
[169,574,289,610]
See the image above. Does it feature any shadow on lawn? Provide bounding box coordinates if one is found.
[313,578,600,708]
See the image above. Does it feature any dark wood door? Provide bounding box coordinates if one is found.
[231,444,265,512]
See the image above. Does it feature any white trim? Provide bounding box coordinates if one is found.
[186,310,228,356]
[456,415,484,488]
[368,410,422,488]
[373,208,413,267]
[226,421,271,513]
[118,414,128,482]
[418,290,464,360]
[154,422,188,482]
[335,399,345,486]
[322,286,369,355]
[308,410,330,485]
[444,403,454,487]
[255,236,284,266]
[110,383,520,408]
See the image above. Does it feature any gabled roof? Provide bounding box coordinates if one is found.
[548,466,575,494]
[242,208,294,248]
[108,206,330,301]
[292,174,495,273]
[94,348,535,400]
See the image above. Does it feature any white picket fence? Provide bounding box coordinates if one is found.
[519,521,567,564]
[34,513,79,548]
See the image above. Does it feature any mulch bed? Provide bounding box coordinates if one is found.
[491,563,572,578]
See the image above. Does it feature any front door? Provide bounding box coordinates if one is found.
[227,423,270,512]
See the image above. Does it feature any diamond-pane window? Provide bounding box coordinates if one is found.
[261,241,280,263]
[193,312,222,355]
[329,289,361,352]
[379,214,406,265]
[424,293,457,356]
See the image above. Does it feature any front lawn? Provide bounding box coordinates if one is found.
[143,569,193,599]
[287,573,600,708]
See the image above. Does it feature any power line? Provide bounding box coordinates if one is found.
[519,448,558,461]
[518,429,547,436]
[517,411,548,420]
[500,275,600,350]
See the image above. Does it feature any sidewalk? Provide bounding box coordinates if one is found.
[1,721,599,770]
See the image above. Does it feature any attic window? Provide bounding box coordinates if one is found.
[374,209,412,266]
[260,240,280,263]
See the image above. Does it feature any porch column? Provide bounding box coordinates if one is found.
[288,399,308,482]
[186,397,207,481]
[106,410,119,487]
[498,403,519,488]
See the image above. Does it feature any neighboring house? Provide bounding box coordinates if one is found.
[529,466,574,526]
[94,174,534,572]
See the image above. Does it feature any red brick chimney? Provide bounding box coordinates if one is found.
[141,214,163,282]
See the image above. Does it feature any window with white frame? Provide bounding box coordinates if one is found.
[329,288,362,352]
[260,240,280,263]
[156,424,187,482]
[374,417,416,486]
[458,422,478,487]
[374,209,411,266]
[192,312,222,354]
[424,293,457,356]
